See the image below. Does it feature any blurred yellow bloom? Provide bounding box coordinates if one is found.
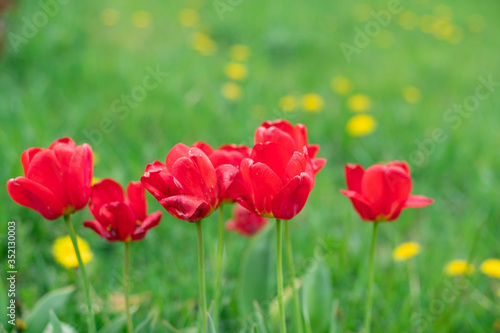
[432,18,453,40]
[375,30,394,49]
[398,11,419,31]
[403,86,421,104]
[221,82,241,101]
[467,14,486,33]
[224,62,247,81]
[352,4,372,22]
[433,5,452,19]
[132,10,152,28]
[444,260,475,276]
[52,235,93,269]
[331,76,353,95]
[229,44,251,61]
[302,93,324,113]
[179,8,199,27]
[419,15,435,34]
[101,9,119,27]
[480,259,500,279]
[91,177,101,186]
[279,95,297,112]
[347,94,371,112]
[346,115,377,137]
[191,32,217,55]
[393,242,421,262]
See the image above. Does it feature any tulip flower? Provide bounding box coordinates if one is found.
[84,178,162,333]
[340,161,434,222]
[340,161,433,333]
[226,204,268,236]
[6,137,93,220]
[6,137,95,333]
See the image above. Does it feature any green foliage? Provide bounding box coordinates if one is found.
[302,261,333,333]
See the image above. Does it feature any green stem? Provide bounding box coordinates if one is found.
[196,220,207,333]
[213,205,225,330]
[285,220,303,333]
[124,241,133,333]
[64,215,96,333]
[276,219,286,333]
[363,222,379,333]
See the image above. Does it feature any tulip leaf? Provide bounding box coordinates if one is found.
[237,227,276,316]
[48,310,63,333]
[25,285,75,333]
[302,261,332,332]
[98,314,127,333]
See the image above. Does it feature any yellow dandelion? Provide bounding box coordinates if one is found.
[229,44,251,62]
[444,260,475,276]
[302,93,324,113]
[132,10,152,28]
[52,235,93,269]
[419,15,435,34]
[221,82,241,101]
[393,242,421,262]
[467,14,486,33]
[398,11,419,31]
[224,62,248,81]
[191,32,217,56]
[480,259,500,279]
[352,4,372,22]
[347,94,371,112]
[279,95,297,112]
[178,8,199,27]
[403,86,421,104]
[374,30,394,49]
[431,17,453,40]
[101,9,119,27]
[346,114,377,137]
[331,76,353,95]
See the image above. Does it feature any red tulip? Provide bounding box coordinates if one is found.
[83,179,162,242]
[340,161,434,222]
[6,137,93,220]
[226,204,268,236]
[141,143,233,222]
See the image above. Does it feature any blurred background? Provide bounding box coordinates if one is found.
[1,0,499,331]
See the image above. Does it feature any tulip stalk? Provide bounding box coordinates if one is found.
[364,222,379,333]
[284,220,303,333]
[124,241,133,333]
[64,215,95,333]
[213,205,225,330]
[196,220,207,333]
[276,219,286,333]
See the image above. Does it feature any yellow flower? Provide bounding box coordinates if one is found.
[403,86,421,104]
[480,259,500,279]
[52,235,93,269]
[101,9,119,27]
[191,32,217,56]
[279,95,297,112]
[229,44,251,61]
[444,260,475,276]
[347,94,371,112]
[398,11,419,31]
[179,8,199,27]
[467,14,486,33]
[132,10,152,28]
[393,242,421,262]
[221,82,241,101]
[331,76,353,95]
[346,115,377,137]
[301,93,324,113]
[224,62,247,81]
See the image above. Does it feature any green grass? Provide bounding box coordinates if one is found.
[1,0,500,331]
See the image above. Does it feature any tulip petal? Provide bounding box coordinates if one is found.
[159,195,210,222]
[293,123,308,150]
[249,162,283,216]
[141,169,181,201]
[250,142,294,180]
[126,181,147,221]
[339,189,376,221]
[7,177,64,220]
[49,137,76,149]
[307,144,320,158]
[89,179,124,220]
[254,126,296,152]
[135,211,162,235]
[165,143,190,173]
[100,202,137,241]
[225,160,256,212]
[284,152,307,181]
[21,147,42,175]
[311,158,327,175]
[172,156,210,202]
[192,141,214,157]
[83,219,113,240]
[272,172,313,220]
[188,147,218,205]
[67,144,93,210]
[404,195,434,208]
[387,160,411,176]
[216,164,239,200]
[345,163,365,193]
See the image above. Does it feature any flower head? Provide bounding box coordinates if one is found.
[340,161,434,222]
[393,242,421,261]
[480,259,500,279]
[347,94,371,112]
[7,137,93,220]
[84,179,162,242]
[444,260,475,276]
[302,93,324,112]
[226,204,268,236]
[346,114,377,137]
[52,235,93,268]
[331,76,353,95]
[224,62,247,81]
[229,44,251,61]
[221,82,242,100]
